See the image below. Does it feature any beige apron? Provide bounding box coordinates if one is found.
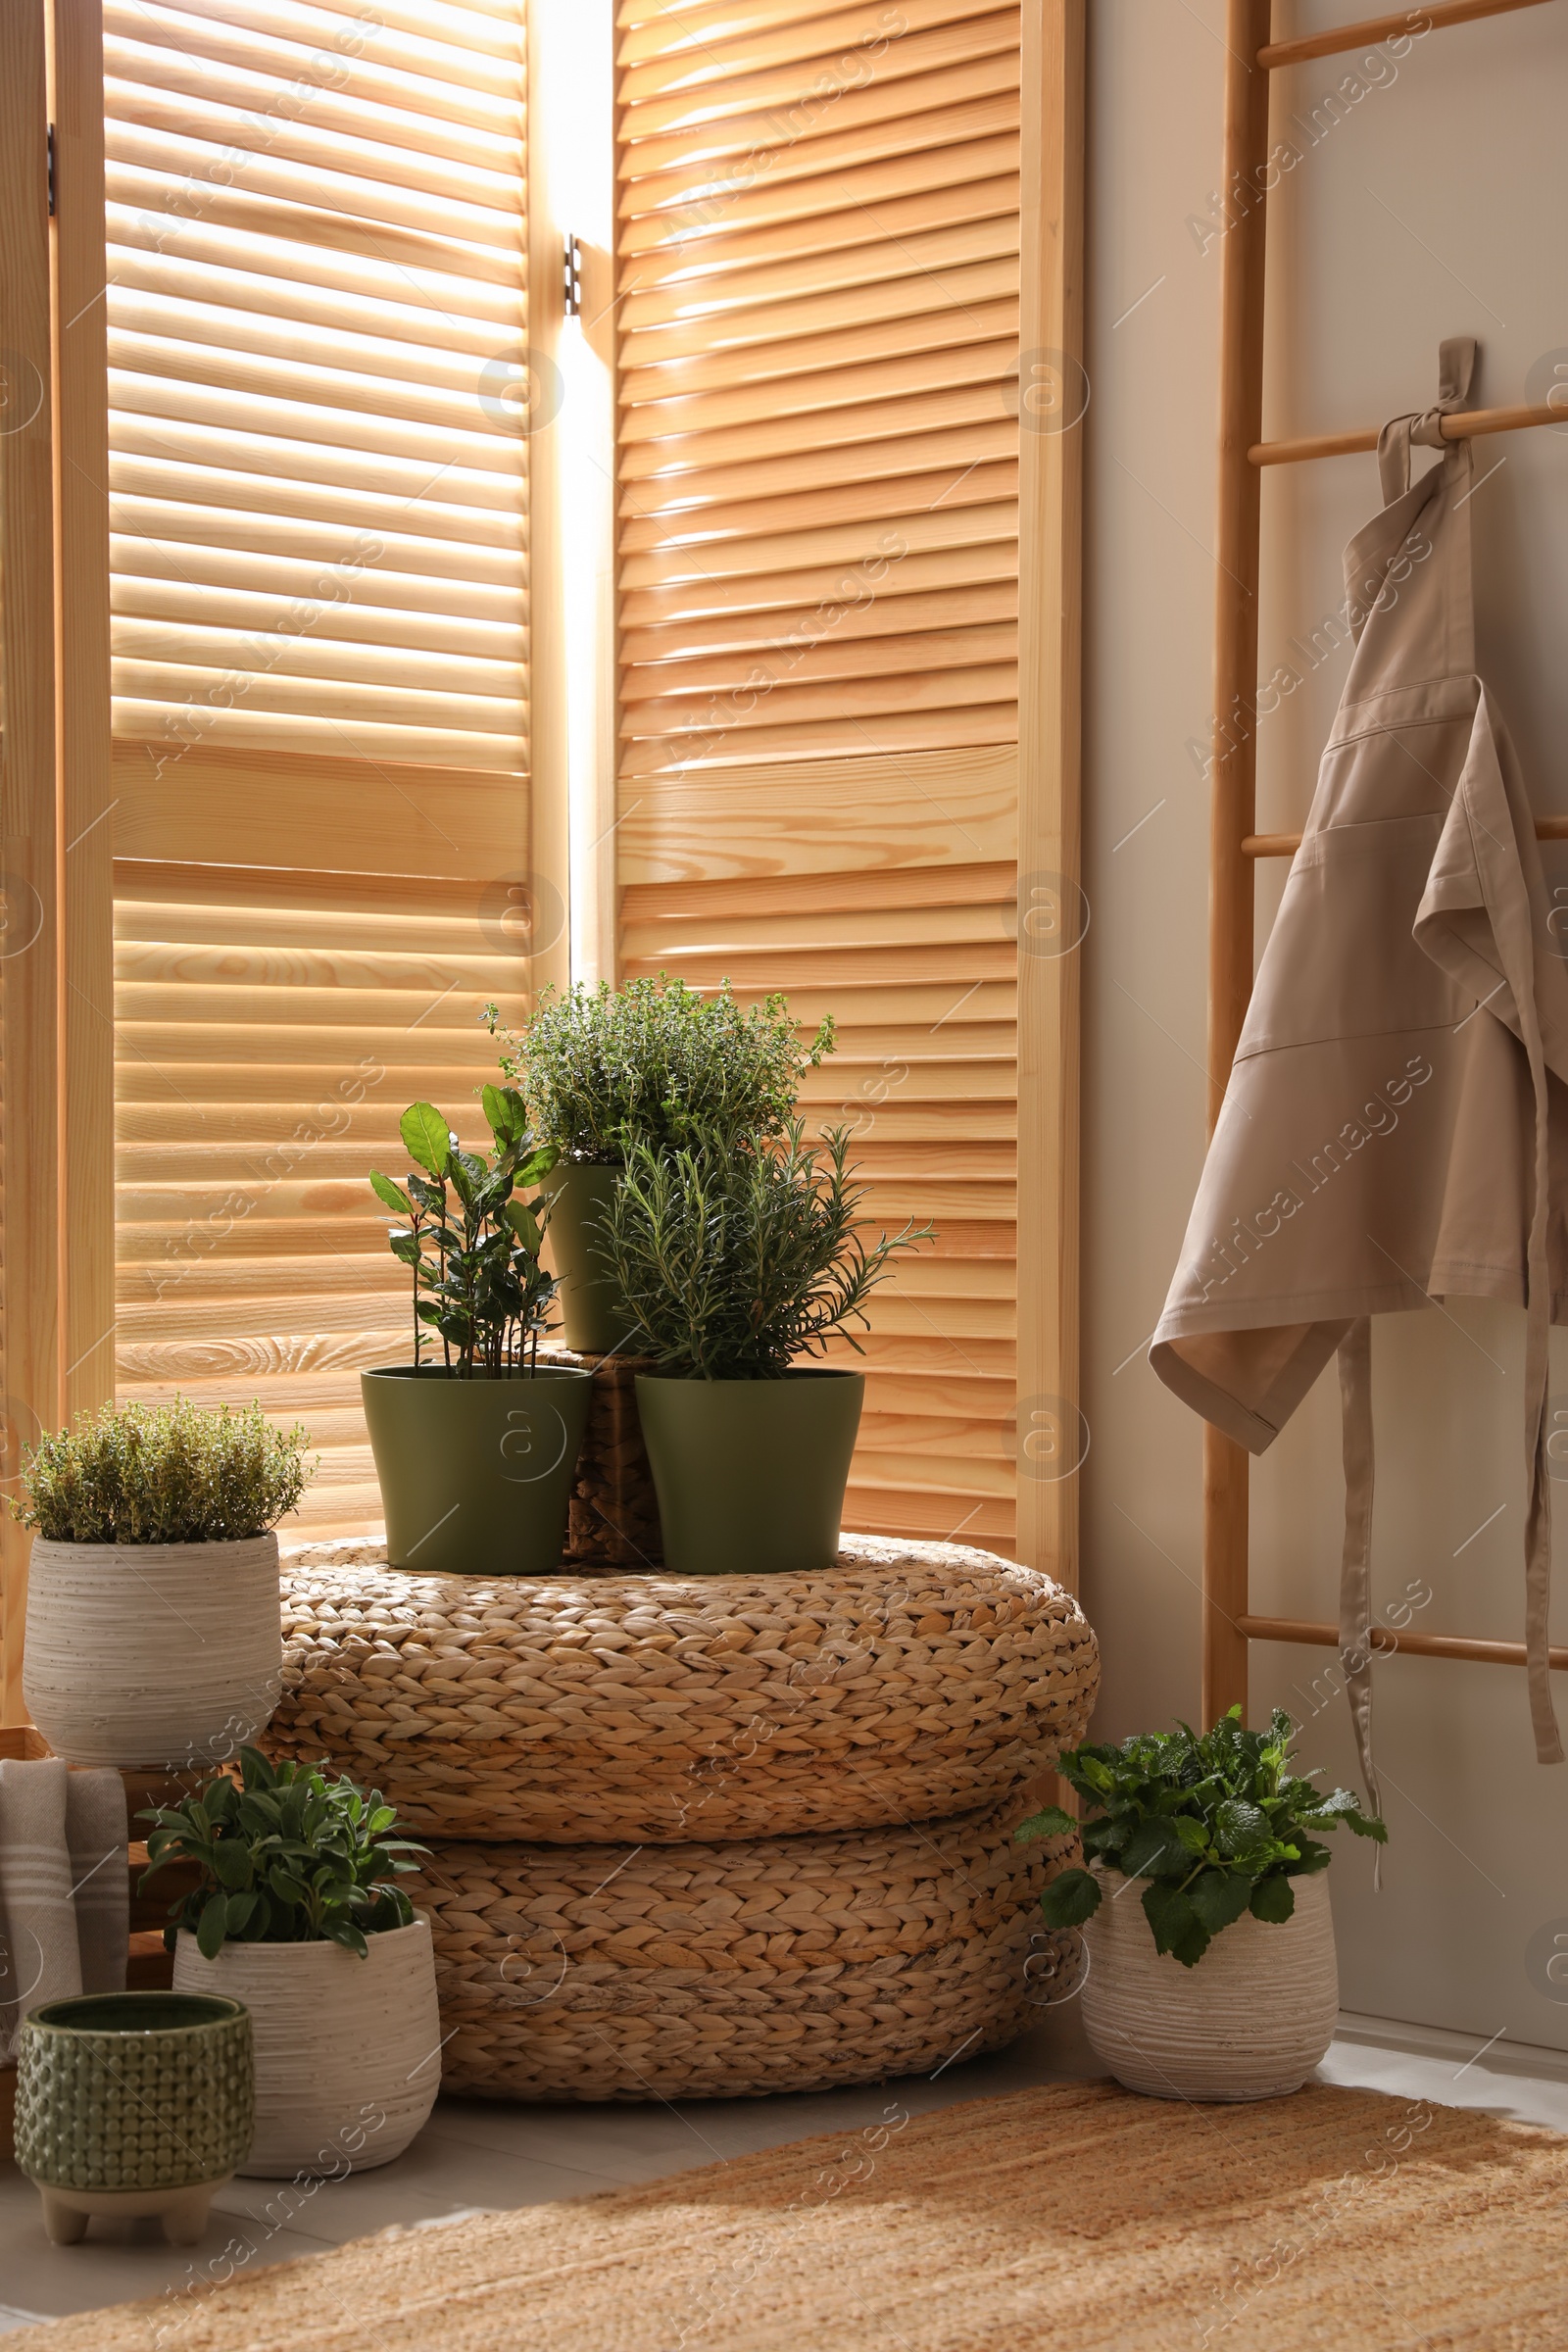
[1152,340,1568,1800]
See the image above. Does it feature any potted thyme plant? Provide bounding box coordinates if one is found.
[364,1086,591,1575]
[599,1122,932,1573]
[12,1398,311,1769]
[1017,1707,1387,2101]
[485,977,836,1352]
[148,1747,439,2178]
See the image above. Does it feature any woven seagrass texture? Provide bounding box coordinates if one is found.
[269,1537,1099,1843]
[410,1801,1074,2100]
[539,1347,663,1567]
[17,2084,1568,2352]
[15,2010,253,2191]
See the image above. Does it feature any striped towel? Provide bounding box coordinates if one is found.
[0,1759,126,2061]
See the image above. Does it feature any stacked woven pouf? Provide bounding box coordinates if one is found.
[270,1517,1099,2103]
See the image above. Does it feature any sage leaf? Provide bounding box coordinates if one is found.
[196,1892,229,1961]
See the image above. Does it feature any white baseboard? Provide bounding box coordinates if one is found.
[1335,2008,1568,2081]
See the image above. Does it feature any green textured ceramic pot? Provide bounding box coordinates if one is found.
[541,1162,634,1353]
[362,1364,592,1575]
[16,1992,254,2195]
[634,1369,864,1576]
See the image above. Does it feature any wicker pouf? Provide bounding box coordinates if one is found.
[270,1538,1099,1843]
[410,1800,1075,2101]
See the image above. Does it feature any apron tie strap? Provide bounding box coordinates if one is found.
[1337,1317,1381,1868]
[1377,334,1477,506]
[1522,969,1563,1763]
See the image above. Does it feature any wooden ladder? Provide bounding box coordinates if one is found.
[1204,0,1567,1724]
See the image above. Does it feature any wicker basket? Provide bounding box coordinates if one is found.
[270,1538,1099,1844]
[411,1801,1076,2101]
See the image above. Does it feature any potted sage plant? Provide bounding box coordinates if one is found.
[484,977,836,1352]
[148,1746,438,2178]
[364,1086,590,1575]
[1018,1706,1387,2101]
[13,1398,311,1768]
[599,1122,931,1573]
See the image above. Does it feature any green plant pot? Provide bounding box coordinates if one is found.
[634,1369,864,1576]
[16,1991,254,2196]
[543,1161,634,1353]
[362,1365,592,1576]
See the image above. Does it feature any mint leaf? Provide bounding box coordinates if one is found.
[1121,1819,1189,1881]
[1040,1867,1101,1929]
[1250,1873,1297,1924]
[1186,1868,1253,1936]
[1142,1881,1200,1958]
[1014,1806,1076,1842]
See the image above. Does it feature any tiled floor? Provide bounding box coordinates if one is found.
[3,2004,1565,2334]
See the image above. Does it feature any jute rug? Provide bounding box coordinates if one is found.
[16,2081,1568,2350]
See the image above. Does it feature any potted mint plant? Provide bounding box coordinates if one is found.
[148,1747,437,2178]
[599,1123,931,1574]
[363,1086,590,1574]
[1018,1707,1387,2100]
[13,1398,311,1768]
[485,977,835,1352]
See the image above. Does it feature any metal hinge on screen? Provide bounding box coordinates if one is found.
[563,232,582,318]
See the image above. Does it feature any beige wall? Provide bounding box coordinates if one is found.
[1082,0,1568,2048]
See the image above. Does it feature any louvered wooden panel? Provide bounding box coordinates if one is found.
[616,0,1020,775]
[616,2,1023,1551]
[114,864,528,1534]
[620,862,1018,1546]
[104,0,528,770]
[106,0,532,1543]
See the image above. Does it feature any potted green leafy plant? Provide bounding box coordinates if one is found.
[599,1122,931,1574]
[148,1746,439,2178]
[485,977,836,1352]
[364,1087,592,1574]
[12,1398,312,1769]
[1017,1707,1387,2100]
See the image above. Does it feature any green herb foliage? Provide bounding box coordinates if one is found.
[485,976,836,1165]
[139,1747,426,1960]
[8,1398,313,1544]
[371,1088,560,1375]
[1016,1707,1387,1968]
[599,1122,933,1379]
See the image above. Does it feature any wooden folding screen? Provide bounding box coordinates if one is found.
[2,0,1079,1696]
[612,0,1082,1569]
[103,0,534,1533]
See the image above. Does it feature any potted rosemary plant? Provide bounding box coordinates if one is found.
[13,1398,311,1768]
[485,977,835,1352]
[148,1747,438,2178]
[364,1087,591,1575]
[600,1123,931,1573]
[1017,1707,1387,2100]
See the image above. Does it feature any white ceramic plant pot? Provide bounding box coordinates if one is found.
[22,1535,283,1768]
[172,1918,441,2178]
[1081,1866,1339,2101]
